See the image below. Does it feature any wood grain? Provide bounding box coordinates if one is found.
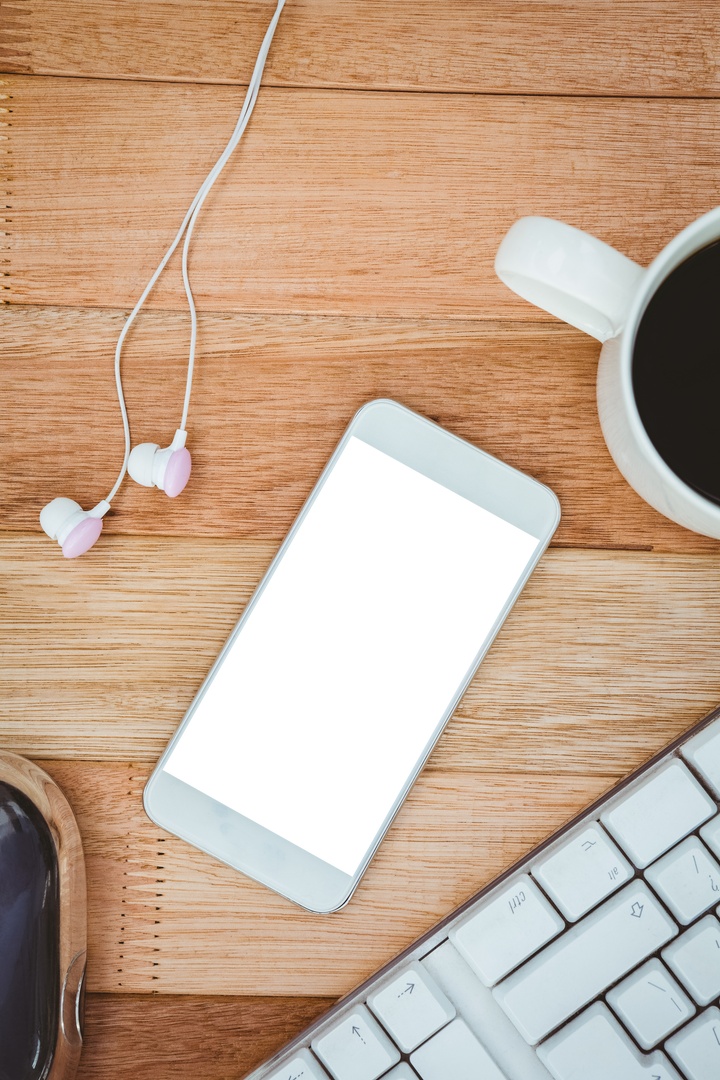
[6,4,720,1068]
[41,757,617,996]
[3,1,720,98]
[7,76,720,317]
[2,535,719,778]
[5,305,720,553]
[79,993,333,1080]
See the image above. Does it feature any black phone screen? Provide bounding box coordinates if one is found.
[167,438,528,868]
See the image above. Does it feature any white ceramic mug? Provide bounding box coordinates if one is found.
[495,209,720,539]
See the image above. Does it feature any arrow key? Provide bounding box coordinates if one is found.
[265,1048,331,1080]
[312,1005,400,1080]
[367,963,455,1053]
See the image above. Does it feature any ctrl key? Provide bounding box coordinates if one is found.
[449,874,564,986]
[311,1005,400,1080]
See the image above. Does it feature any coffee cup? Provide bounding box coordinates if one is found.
[495,210,720,539]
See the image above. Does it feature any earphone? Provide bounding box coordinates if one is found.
[40,0,287,558]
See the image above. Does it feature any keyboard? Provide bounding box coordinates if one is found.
[245,707,720,1080]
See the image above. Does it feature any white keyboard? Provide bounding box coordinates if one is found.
[246,709,720,1080]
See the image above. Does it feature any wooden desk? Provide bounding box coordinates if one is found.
[3,3,720,1075]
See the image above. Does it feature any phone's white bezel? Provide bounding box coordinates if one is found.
[144,399,560,913]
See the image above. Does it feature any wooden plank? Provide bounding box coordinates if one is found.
[3,536,720,777]
[43,757,618,995]
[8,6,720,1076]
[79,993,333,1080]
[4,305,720,553]
[7,76,720,317]
[3,1,720,97]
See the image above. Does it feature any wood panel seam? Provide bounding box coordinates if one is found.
[4,299,566,329]
[5,68,720,102]
[6,1,720,101]
[0,77,10,299]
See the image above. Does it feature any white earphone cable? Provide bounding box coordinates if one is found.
[105,0,286,504]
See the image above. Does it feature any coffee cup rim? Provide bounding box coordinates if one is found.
[617,205,720,523]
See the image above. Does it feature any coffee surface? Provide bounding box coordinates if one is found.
[632,238,720,505]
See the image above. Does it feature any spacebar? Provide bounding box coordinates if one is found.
[492,883,676,1044]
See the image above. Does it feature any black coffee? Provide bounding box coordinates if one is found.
[632,238,720,505]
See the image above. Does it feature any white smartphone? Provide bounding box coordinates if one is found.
[144,400,560,912]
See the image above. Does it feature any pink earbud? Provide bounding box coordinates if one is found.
[40,431,191,559]
[128,429,192,497]
[39,498,110,559]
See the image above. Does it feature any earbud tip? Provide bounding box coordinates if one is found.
[40,497,82,540]
[128,442,160,487]
[61,516,103,559]
[163,447,192,498]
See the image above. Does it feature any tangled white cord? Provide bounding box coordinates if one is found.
[106,0,287,503]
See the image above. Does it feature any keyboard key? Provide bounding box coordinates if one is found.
[601,760,715,868]
[366,963,455,1053]
[700,814,720,860]
[531,822,632,921]
[646,837,720,925]
[492,882,677,1044]
[409,1018,507,1080]
[422,940,558,1080]
[682,718,720,797]
[311,1005,400,1080]
[537,1002,682,1080]
[666,1007,720,1080]
[265,1049,330,1080]
[255,717,720,1080]
[662,915,720,1005]
[606,958,695,1049]
[449,874,564,987]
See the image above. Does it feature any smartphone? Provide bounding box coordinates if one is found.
[144,400,560,912]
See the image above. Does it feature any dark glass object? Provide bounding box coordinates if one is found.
[632,238,720,506]
[0,781,60,1080]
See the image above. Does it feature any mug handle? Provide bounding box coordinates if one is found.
[495,217,646,342]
